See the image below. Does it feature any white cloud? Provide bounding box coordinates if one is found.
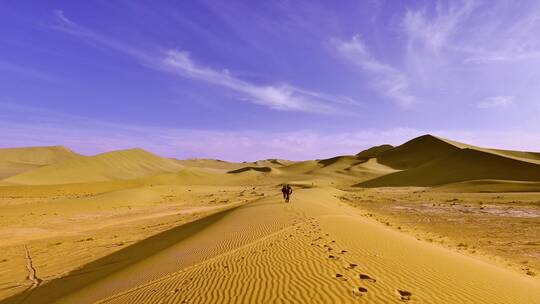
[477,96,515,109]
[402,1,540,64]
[333,35,415,107]
[53,9,72,25]
[52,10,150,60]
[395,0,540,123]
[403,0,478,54]
[159,50,350,113]
[461,5,540,63]
[51,10,356,114]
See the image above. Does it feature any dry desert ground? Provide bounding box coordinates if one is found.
[1,135,539,303]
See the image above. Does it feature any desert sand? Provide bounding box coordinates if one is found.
[1,135,539,303]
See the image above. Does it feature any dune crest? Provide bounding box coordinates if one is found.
[4,148,183,185]
[0,146,82,179]
[375,134,460,170]
[358,135,540,188]
[227,166,273,174]
[356,144,394,159]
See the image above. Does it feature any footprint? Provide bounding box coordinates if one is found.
[345,263,358,270]
[352,287,368,297]
[359,274,376,282]
[335,273,347,281]
[328,255,339,260]
[397,290,412,301]
[339,250,347,254]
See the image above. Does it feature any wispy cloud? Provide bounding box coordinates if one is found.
[403,0,478,54]
[160,50,348,112]
[51,10,355,113]
[51,10,149,60]
[333,35,415,107]
[395,0,540,122]
[460,4,540,63]
[402,1,540,64]
[477,96,515,109]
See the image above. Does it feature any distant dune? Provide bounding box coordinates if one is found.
[4,148,183,185]
[356,144,394,159]
[174,158,245,171]
[227,166,273,174]
[2,134,540,190]
[0,146,82,179]
[375,135,460,170]
[358,135,540,187]
[253,159,293,167]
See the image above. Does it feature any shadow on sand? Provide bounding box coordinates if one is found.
[1,206,239,304]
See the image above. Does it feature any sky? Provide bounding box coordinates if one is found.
[1,0,539,161]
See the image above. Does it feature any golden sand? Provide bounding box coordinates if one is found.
[1,135,539,303]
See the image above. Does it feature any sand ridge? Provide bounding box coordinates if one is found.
[4,148,183,185]
[0,146,82,180]
[81,188,540,304]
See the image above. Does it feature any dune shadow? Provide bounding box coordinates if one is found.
[227,166,272,174]
[0,206,239,304]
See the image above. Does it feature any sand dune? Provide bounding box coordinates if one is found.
[5,188,538,304]
[4,148,183,185]
[227,166,273,174]
[356,144,394,159]
[358,135,540,187]
[276,160,322,176]
[439,137,540,165]
[1,135,539,304]
[253,159,294,167]
[360,146,540,187]
[317,156,359,168]
[0,146,82,179]
[375,135,460,169]
[174,159,247,171]
[277,155,394,180]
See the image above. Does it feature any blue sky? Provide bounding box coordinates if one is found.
[1,0,539,160]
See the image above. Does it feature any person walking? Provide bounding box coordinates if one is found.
[281,184,293,202]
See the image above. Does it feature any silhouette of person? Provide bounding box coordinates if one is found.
[282,184,293,202]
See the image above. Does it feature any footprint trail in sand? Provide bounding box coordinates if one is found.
[12,188,540,304]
